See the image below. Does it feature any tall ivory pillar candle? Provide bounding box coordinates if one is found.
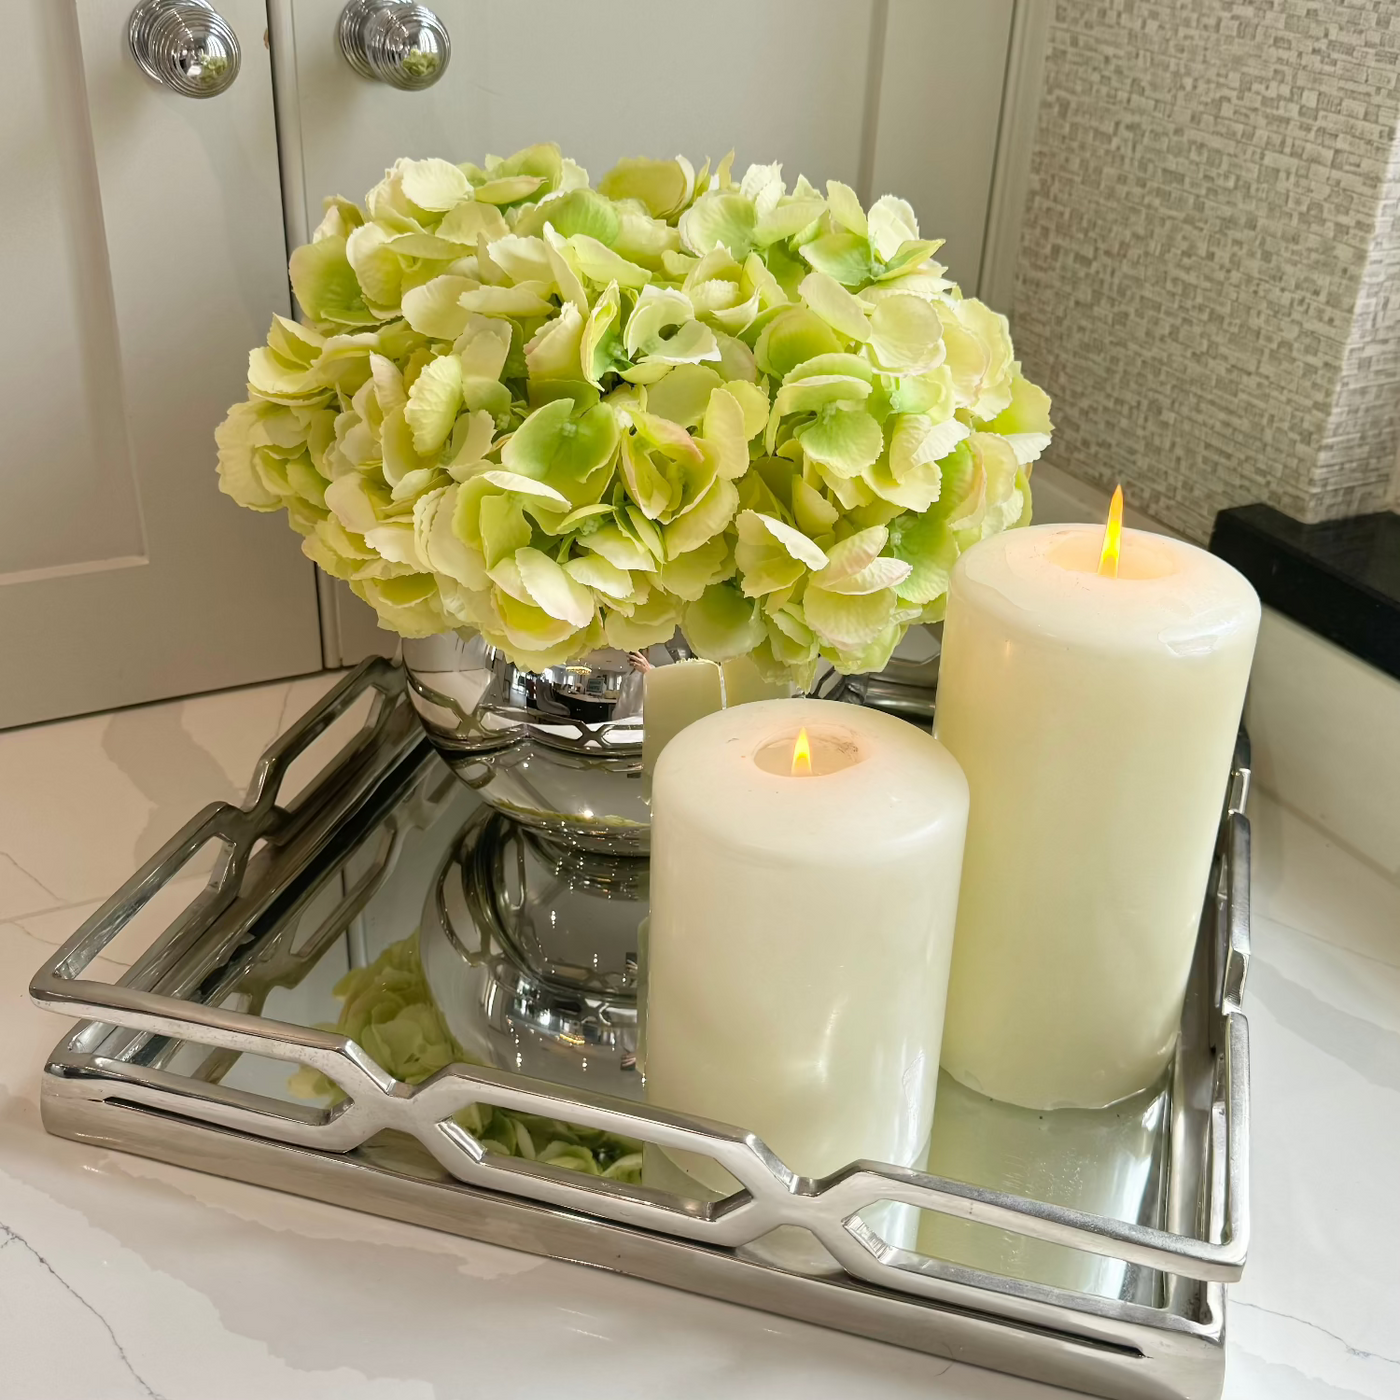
[645,698,969,1200]
[936,523,1260,1110]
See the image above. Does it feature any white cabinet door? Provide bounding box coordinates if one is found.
[273,0,1014,664]
[0,0,323,729]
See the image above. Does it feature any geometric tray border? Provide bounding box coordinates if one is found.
[31,660,1250,1400]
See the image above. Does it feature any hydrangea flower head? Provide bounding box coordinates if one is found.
[218,146,1052,686]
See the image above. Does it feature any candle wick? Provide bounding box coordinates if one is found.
[1098,485,1125,578]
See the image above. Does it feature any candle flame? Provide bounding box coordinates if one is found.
[1098,485,1125,578]
[791,727,813,777]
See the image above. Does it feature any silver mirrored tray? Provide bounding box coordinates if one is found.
[30,658,1251,1400]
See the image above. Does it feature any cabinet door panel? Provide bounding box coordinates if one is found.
[276,0,1012,663]
[0,0,322,728]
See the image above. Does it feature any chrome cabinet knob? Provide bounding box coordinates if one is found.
[128,0,241,99]
[338,0,451,91]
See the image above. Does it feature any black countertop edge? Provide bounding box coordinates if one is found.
[1209,504,1400,682]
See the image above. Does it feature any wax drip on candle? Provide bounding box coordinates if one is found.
[1098,485,1125,578]
[791,727,813,777]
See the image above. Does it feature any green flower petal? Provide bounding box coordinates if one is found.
[476,492,532,568]
[799,272,871,342]
[605,593,681,651]
[415,484,490,589]
[215,403,282,509]
[825,180,868,237]
[495,142,565,189]
[624,286,719,366]
[700,386,751,479]
[738,510,828,569]
[437,200,509,243]
[344,223,405,312]
[578,523,644,573]
[863,455,943,512]
[889,364,956,417]
[479,471,571,509]
[872,238,945,282]
[655,534,729,602]
[486,233,554,284]
[623,505,666,561]
[752,197,827,247]
[312,195,363,242]
[289,236,375,327]
[812,524,888,584]
[578,282,625,386]
[725,379,771,439]
[351,573,445,638]
[399,157,471,212]
[663,476,739,558]
[404,354,462,455]
[734,513,810,598]
[324,472,385,533]
[799,230,877,286]
[525,304,585,381]
[599,156,693,219]
[646,365,723,427]
[753,306,843,380]
[563,553,633,600]
[683,583,767,662]
[796,407,883,477]
[770,374,872,423]
[526,189,622,244]
[867,195,919,262]
[567,234,652,290]
[810,554,910,596]
[612,208,682,270]
[868,294,945,374]
[739,162,785,215]
[804,583,897,650]
[369,353,407,415]
[888,510,959,605]
[471,174,545,205]
[618,434,672,519]
[459,283,556,318]
[826,621,904,676]
[515,546,596,627]
[678,192,757,260]
[742,251,789,310]
[247,347,328,405]
[889,412,970,482]
[985,370,1054,464]
[785,353,875,385]
[503,399,620,484]
[792,476,839,538]
[957,298,1016,418]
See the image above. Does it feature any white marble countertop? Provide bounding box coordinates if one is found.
[2,673,1398,1400]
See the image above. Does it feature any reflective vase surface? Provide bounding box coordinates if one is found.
[402,626,937,854]
[403,630,691,855]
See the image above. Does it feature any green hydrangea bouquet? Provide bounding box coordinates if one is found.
[217,144,1052,686]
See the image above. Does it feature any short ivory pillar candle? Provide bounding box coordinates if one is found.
[936,521,1260,1110]
[645,698,969,1200]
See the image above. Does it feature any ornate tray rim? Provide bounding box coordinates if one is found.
[29,659,1251,1400]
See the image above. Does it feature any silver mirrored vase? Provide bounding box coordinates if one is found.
[402,626,937,855]
[402,630,691,854]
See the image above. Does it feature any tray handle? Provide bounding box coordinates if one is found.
[30,659,404,1000]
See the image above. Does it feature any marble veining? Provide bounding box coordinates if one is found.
[0,672,1397,1398]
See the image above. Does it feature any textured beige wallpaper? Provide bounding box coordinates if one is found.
[1013,0,1400,541]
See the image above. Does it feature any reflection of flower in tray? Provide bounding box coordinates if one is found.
[289,933,643,1181]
